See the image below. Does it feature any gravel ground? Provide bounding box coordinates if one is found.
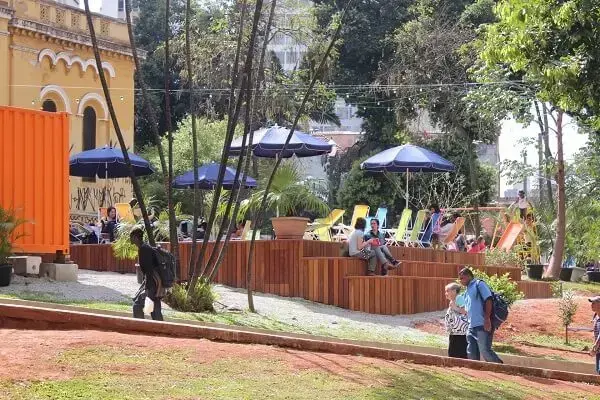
[0,270,444,343]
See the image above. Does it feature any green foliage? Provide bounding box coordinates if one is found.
[558,290,578,344]
[484,248,525,270]
[0,206,26,264]
[471,269,524,307]
[336,156,402,221]
[479,0,600,129]
[239,163,330,219]
[164,280,215,312]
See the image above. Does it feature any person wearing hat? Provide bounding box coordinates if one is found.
[589,296,600,374]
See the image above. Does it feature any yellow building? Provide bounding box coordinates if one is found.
[0,0,137,223]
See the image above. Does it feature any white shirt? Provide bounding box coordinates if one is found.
[517,197,529,209]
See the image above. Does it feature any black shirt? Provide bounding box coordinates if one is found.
[138,243,159,297]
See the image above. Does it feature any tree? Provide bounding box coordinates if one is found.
[382,0,501,233]
[558,290,578,345]
[477,0,596,278]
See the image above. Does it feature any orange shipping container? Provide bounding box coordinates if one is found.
[0,106,69,254]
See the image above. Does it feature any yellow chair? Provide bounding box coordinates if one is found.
[306,209,345,241]
[407,210,427,245]
[386,209,413,246]
[114,203,135,223]
[333,205,369,240]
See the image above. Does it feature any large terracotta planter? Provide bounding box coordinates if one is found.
[271,217,310,240]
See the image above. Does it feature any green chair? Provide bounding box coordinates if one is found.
[385,209,412,246]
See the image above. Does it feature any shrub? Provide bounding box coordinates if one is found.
[470,269,524,307]
[164,280,216,313]
[484,248,525,270]
[558,290,578,344]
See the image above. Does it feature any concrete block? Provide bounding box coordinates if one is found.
[40,263,78,282]
[8,256,42,276]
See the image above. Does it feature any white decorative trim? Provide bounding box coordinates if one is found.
[77,92,108,120]
[37,48,116,77]
[10,44,40,55]
[40,85,72,114]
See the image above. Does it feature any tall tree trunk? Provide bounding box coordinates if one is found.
[185,0,201,285]
[83,0,154,244]
[208,0,278,284]
[534,101,545,204]
[542,103,554,210]
[245,10,347,312]
[546,110,565,279]
[124,0,173,243]
[163,0,180,276]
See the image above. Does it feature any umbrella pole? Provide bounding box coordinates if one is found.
[104,162,108,207]
[405,168,409,209]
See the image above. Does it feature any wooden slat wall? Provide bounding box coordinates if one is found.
[517,281,554,299]
[388,261,522,281]
[301,257,365,307]
[346,276,454,315]
[70,244,136,273]
[388,246,485,265]
[303,240,342,257]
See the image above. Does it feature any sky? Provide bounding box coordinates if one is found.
[498,108,588,194]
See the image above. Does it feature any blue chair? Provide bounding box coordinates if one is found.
[419,212,441,247]
[366,207,388,229]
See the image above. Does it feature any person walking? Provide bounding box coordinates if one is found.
[130,227,164,321]
[458,268,503,363]
[589,296,600,374]
[444,282,469,358]
[364,219,400,275]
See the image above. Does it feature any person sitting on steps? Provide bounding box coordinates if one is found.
[348,217,379,276]
[364,218,400,275]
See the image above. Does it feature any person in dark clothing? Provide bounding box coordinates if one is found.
[130,228,164,321]
[101,206,118,242]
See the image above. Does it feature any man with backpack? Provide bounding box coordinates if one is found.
[458,268,503,363]
[130,227,164,321]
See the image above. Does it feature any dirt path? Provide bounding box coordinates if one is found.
[0,328,598,399]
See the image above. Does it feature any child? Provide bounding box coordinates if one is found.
[590,296,600,374]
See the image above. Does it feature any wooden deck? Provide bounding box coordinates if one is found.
[69,240,551,315]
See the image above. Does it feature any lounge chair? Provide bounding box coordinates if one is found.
[332,205,369,241]
[386,209,412,246]
[365,207,388,229]
[114,203,135,223]
[405,210,427,246]
[306,209,345,241]
[418,213,441,248]
[441,217,466,248]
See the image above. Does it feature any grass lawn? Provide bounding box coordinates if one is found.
[0,291,447,349]
[0,343,596,400]
[561,281,600,296]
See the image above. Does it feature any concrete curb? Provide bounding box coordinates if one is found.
[0,300,598,385]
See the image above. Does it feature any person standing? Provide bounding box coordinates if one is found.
[589,296,600,374]
[444,282,469,358]
[364,219,400,275]
[130,228,164,321]
[511,190,533,220]
[458,268,503,363]
[348,218,378,276]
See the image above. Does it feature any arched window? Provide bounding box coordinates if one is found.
[42,99,57,112]
[82,107,96,151]
[82,107,97,182]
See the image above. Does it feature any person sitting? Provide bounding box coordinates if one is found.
[438,213,461,244]
[455,229,467,252]
[231,221,245,239]
[348,217,378,276]
[364,218,400,275]
[468,236,486,253]
[100,206,118,242]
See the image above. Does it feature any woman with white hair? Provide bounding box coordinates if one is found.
[444,282,469,358]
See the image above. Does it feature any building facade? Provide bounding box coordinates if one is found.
[0,0,136,223]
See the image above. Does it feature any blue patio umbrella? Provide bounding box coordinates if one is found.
[69,145,155,178]
[360,144,455,206]
[229,125,333,158]
[173,163,257,190]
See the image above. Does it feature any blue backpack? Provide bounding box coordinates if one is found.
[476,280,509,329]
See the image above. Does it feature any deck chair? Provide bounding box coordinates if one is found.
[114,203,135,223]
[365,207,388,229]
[333,205,369,241]
[306,209,345,241]
[231,220,251,241]
[441,217,466,247]
[406,210,427,245]
[386,209,412,246]
[418,213,441,248]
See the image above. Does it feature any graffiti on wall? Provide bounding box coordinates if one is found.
[70,186,127,213]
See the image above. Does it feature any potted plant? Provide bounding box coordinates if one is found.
[0,206,26,287]
[239,164,329,240]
